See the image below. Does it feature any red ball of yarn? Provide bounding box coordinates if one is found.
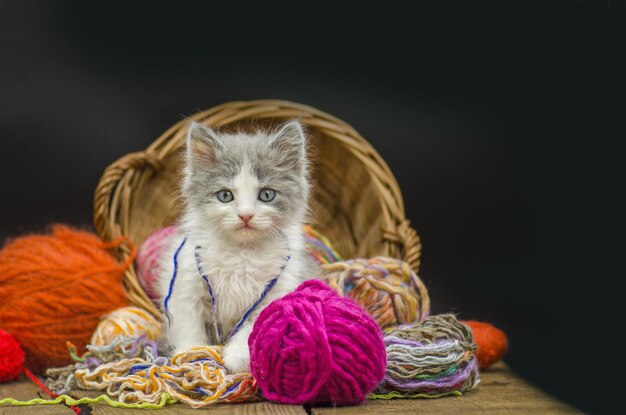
[462,320,508,370]
[0,328,25,383]
[0,225,133,373]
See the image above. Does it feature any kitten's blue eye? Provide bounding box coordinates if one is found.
[258,188,276,202]
[216,190,234,203]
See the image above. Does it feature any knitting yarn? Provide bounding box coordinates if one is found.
[462,321,508,370]
[135,226,177,300]
[249,280,386,406]
[374,314,480,398]
[91,307,162,347]
[302,225,342,264]
[0,225,133,373]
[45,336,258,408]
[0,328,25,383]
[322,257,430,331]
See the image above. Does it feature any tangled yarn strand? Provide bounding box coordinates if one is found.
[42,336,258,409]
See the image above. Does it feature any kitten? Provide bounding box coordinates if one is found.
[157,120,318,373]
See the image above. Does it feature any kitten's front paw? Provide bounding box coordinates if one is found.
[222,341,251,373]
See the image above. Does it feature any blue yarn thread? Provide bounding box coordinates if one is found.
[166,236,289,344]
[229,260,287,340]
[194,246,290,342]
[128,364,151,375]
[164,237,188,327]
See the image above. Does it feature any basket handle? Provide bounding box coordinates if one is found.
[382,219,422,273]
[94,151,162,242]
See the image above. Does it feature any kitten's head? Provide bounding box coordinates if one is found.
[182,120,309,243]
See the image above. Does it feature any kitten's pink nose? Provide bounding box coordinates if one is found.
[238,214,254,224]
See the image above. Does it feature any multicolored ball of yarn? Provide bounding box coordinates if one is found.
[90,306,162,347]
[45,336,258,408]
[373,314,480,398]
[0,224,133,373]
[249,280,386,406]
[322,257,430,331]
[135,226,177,300]
[302,225,342,264]
[0,328,25,383]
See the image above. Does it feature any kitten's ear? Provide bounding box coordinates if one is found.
[269,120,307,168]
[186,122,222,168]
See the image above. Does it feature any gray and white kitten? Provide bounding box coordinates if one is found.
[157,120,318,373]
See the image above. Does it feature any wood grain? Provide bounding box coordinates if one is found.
[0,379,306,415]
[80,401,306,415]
[312,362,581,415]
[0,363,579,414]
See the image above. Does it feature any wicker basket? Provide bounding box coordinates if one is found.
[93,100,422,316]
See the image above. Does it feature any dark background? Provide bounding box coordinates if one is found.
[1,1,624,413]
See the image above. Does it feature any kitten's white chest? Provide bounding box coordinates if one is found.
[197,247,287,336]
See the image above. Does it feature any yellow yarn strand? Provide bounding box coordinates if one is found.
[0,392,174,409]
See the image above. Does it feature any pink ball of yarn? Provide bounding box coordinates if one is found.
[135,226,177,300]
[249,280,386,406]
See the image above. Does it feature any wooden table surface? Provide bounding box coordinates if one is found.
[0,363,581,415]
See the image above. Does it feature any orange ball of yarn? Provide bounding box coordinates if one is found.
[462,320,509,370]
[0,225,134,373]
